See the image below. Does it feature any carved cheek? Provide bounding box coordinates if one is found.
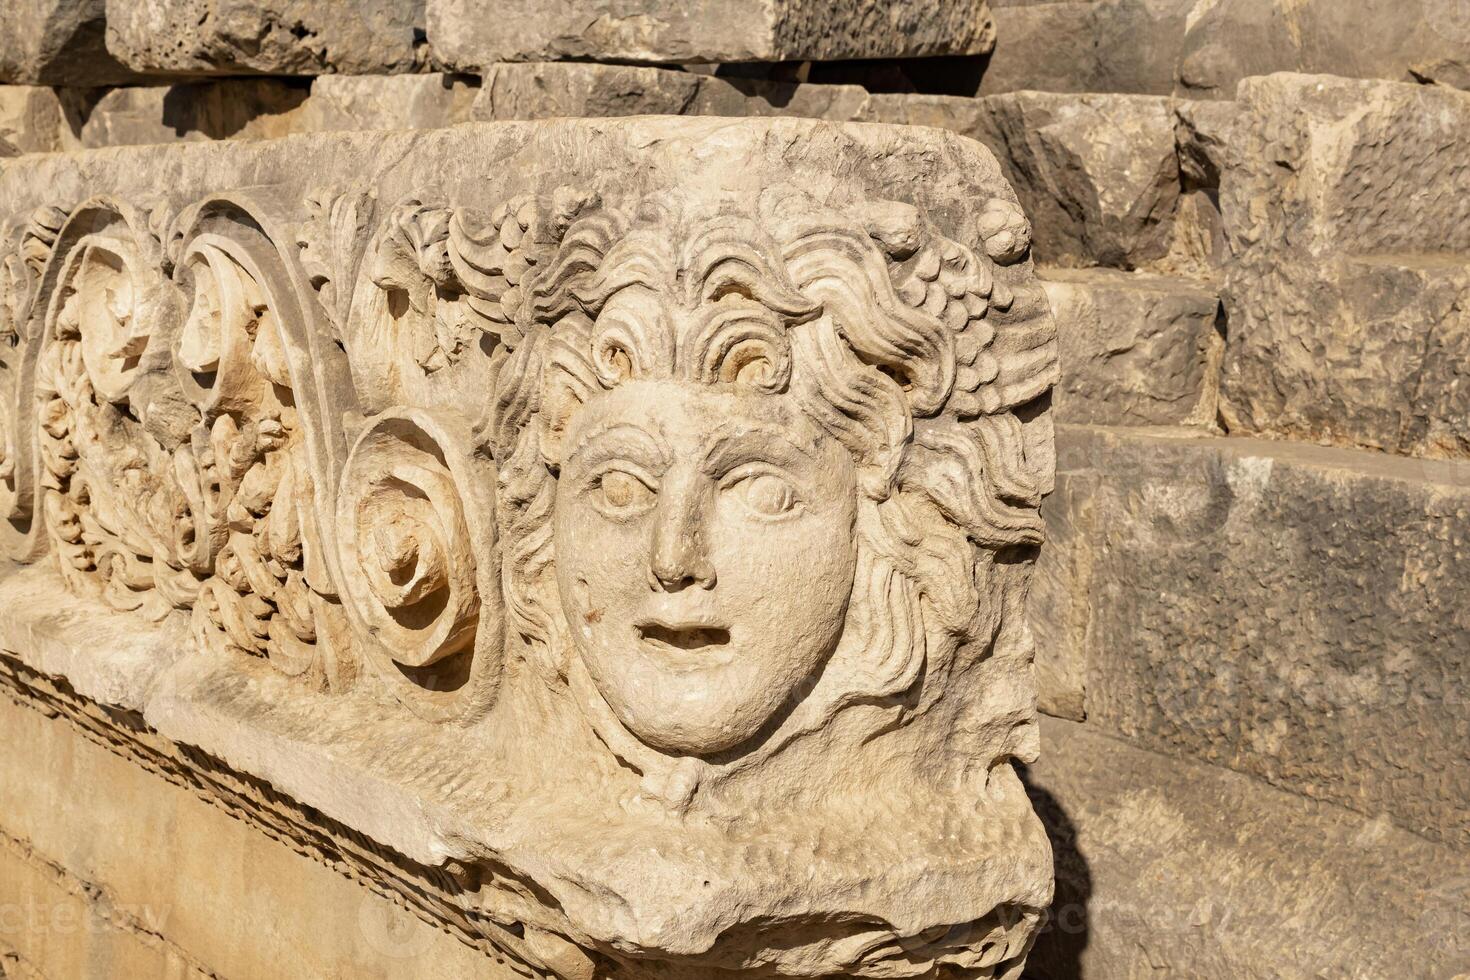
[554,478,647,633]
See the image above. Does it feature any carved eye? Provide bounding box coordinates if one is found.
[728,470,799,518]
[593,468,656,517]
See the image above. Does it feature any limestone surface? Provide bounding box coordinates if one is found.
[429,0,996,68]
[0,116,1058,978]
[104,0,426,76]
[1219,74,1470,457]
[968,91,1183,269]
[980,0,1470,98]
[0,86,66,155]
[74,80,312,148]
[1040,424,1470,847]
[0,0,148,85]
[1043,268,1220,427]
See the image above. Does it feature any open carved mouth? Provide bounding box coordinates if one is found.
[636,622,732,655]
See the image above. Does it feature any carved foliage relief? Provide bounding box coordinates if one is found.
[0,125,1060,980]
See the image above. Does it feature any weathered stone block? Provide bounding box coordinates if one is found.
[471,62,876,123]
[1043,268,1220,426]
[1221,74,1470,259]
[1178,0,1470,98]
[968,91,1182,268]
[0,116,1058,978]
[429,0,995,69]
[297,72,477,132]
[1024,717,1470,979]
[979,0,1191,97]
[104,0,426,76]
[1214,75,1470,457]
[1221,254,1470,457]
[980,0,1470,98]
[1039,425,1470,847]
[0,675,519,978]
[0,0,148,86]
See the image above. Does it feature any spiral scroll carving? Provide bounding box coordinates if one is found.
[335,408,502,721]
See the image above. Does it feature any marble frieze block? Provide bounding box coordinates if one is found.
[0,117,1058,979]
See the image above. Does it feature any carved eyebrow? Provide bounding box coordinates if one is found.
[563,421,668,470]
[701,425,815,476]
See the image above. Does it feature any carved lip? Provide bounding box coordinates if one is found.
[634,617,732,665]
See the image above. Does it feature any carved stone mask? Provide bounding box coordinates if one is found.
[553,377,858,756]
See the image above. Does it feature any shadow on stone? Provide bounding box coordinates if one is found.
[1019,761,1092,979]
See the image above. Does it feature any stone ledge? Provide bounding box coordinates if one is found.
[103,0,427,76]
[1033,425,1470,846]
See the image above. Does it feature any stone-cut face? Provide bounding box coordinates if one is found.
[104,0,426,76]
[428,0,996,69]
[0,117,1057,978]
[0,86,67,155]
[969,91,1183,269]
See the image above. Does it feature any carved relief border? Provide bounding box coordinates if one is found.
[0,121,1061,980]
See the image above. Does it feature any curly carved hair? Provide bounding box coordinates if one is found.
[483,187,1055,738]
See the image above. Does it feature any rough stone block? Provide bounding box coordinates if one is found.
[1043,268,1220,427]
[1221,254,1470,458]
[428,0,995,69]
[979,0,1470,99]
[1039,425,1470,847]
[1215,75,1470,457]
[104,0,426,76]
[1024,717,1470,978]
[968,91,1182,269]
[0,0,148,86]
[0,86,66,155]
[471,62,875,123]
[1221,74,1470,259]
[979,0,1190,97]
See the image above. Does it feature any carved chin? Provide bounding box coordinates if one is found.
[580,641,820,757]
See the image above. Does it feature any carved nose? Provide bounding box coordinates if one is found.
[648,491,715,592]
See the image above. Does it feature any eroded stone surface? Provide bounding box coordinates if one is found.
[980,0,1470,98]
[0,86,66,155]
[429,0,995,69]
[0,116,1058,978]
[104,0,426,76]
[1038,425,1470,847]
[0,0,149,86]
[968,91,1182,269]
[1044,268,1220,426]
[1219,75,1470,457]
[75,80,312,148]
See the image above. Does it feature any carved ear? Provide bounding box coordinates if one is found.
[537,312,599,469]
